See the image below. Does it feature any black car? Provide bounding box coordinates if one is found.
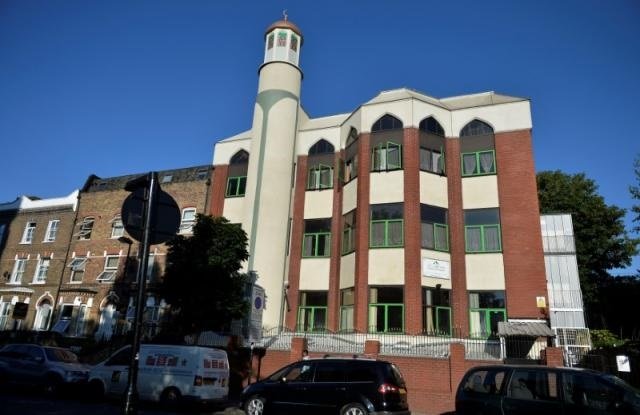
[456,364,640,415]
[241,356,411,415]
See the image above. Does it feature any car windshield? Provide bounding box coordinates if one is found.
[45,348,79,363]
[268,364,295,381]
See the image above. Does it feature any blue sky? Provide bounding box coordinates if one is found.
[1,1,639,273]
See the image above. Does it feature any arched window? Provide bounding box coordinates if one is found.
[307,140,335,190]
[460,120,496,176]
[344,128,359,182]
[95,302,118,341]
[34,299,52,331]
[419,117,446,174]
[309,139,334,155]
[371,114,403,132]
[371,115,404,172]
[419,117,445,136]
[460,119,493,137]
[227,150,249,198]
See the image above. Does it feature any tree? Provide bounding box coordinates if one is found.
[537,171,638,328]
[631,156,640,234]
[162,214,250,336]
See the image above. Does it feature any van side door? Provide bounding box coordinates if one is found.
[102,347,132,397]
[502,368,563,415]
[456,367,508,415]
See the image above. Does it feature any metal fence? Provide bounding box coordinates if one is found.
[223,327,551,362]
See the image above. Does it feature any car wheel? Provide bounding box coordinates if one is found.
[341,403,368,415]
[244,395,266,415]
[160,387,182,404]
[88,380,105,400]
[43,374,63,397]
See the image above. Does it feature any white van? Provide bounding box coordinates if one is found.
[88,344,229,403]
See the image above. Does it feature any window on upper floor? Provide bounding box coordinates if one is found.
[464,208,502,253]
[340,288,355,332]
[44,220,60,242]
[342,210,356,255]
[307,140,334,190]
[371,141,402,171]
[33,257,50,283]
[68,257,87,283]
[76,217,95,240]
[344,128,359,182]
[21,222,36,244]
[302,218,332,258]
[110,215,124,239]
[97,256,119,282]
[226,150,249,198]
[421,204,449,252]
[178,208,197,234]
[10,259,27,284]
[370,203,403,248]
[460,120,496,177]
[371,114,403,132]
[419,117,446,175]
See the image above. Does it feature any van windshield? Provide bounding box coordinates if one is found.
[45,348,79,363]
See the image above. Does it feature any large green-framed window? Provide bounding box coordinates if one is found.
[297,291,327,332]
[369,287,404,333]
[342,210,356,255]
[307,164,333,190]
[464,208,502,253]
[423,287,452,336]
[420,147,445,174]
[469,291,506,338]
[421,204,449,251]
[371,141,402,171]
[461,150,496,176]
[226,176,247,197]
[344,128,359,182]
[370,203,403,248]
[339,288,354,332]
[302,218,331,257]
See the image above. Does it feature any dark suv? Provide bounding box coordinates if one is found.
[456,364,640,415]
[241,357,410,415]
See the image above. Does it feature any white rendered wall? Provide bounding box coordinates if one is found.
[461,176,500,209]
[369,171,404,204]
[304,191,333,219]
[420,173,448,208]
[299,258,330,290]
[465,253,506,290]
[222,197,245,224]
[340,253,356,289]
[342,180,358,214]
[368,249,405,285]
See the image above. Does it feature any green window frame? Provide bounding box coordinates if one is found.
[302,232,331,257]
[368,303,404,333]
[432,306,452,336]
[307,164,333,190]
[225,176,247,197]
[297,306,327,332]
[469,308,506,338]
[342,211,356,255]
[370,219,404,248]
[422,223,449,251]
[465,224,502,252]
[461,150,496,176]
[371,141,402,171]
[420,147,445,174]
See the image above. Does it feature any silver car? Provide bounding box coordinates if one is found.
[0,343,90,394]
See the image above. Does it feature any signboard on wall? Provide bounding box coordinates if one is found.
[422,258,450,279]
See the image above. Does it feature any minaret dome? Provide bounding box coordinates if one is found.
[263,16,303,68]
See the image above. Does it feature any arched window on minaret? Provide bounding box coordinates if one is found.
[226,150,249,197]
[264,15,303,67]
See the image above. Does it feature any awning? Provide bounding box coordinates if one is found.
[498,321,555,337]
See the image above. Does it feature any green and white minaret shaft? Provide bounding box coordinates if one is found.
[243,15,303,329]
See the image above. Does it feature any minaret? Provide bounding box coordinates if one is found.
[243,15,303,329]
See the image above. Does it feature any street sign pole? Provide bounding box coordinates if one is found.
[122,172,157,415]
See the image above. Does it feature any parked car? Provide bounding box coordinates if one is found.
[240,356,411,415]
[456,364,640,415]
[88,344,229,404]
[0,343,90,394]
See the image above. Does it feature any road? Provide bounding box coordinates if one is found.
[0,386,245,415]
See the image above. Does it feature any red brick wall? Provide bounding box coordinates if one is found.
[327,152,344,331]
[284,156,308,329]
[354,133,371,332]
[403,128,422,334]
[209,164,228,217]
[255,338,505,415]
[445,137,469,336]
[495,130,547,319]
